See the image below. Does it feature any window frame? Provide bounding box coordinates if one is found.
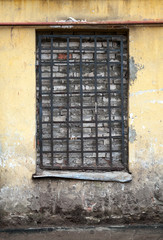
[34,30,130,181]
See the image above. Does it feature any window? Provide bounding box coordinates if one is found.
[36,32,128,172]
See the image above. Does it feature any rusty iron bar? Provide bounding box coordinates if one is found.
[39,165,126,171]
[0,20,163,26]
[37,33,128,170]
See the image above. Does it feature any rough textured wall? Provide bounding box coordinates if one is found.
[0,0,163,226]
[0,26,162,227]
[0,0,162,22]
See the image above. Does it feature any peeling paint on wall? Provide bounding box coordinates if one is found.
[150,100,163,104]
[130,88,163,97]
[129,125,137,143]
[129,57,144,85]
[0,0,163,227]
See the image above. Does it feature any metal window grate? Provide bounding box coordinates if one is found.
[36,33,128,171]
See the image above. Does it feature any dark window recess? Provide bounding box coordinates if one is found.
[36,33,128,171]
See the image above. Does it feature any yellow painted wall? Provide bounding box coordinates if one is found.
[0,0,163,225]
[0,0,163,22]
[129,27,163,173]
[0,27,36,187]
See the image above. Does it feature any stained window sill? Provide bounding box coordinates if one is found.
[33,170,132,183]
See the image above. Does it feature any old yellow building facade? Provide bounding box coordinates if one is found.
[0,0,163,225]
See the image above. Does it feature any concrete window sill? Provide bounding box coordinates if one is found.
[33,170,132,183]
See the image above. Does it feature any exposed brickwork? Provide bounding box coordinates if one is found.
[36,33,128,170]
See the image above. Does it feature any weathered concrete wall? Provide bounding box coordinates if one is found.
[0,0,163,226]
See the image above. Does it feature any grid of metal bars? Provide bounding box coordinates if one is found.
[36,33,128,171]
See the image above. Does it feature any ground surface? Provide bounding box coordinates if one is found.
[0,226,163,240]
